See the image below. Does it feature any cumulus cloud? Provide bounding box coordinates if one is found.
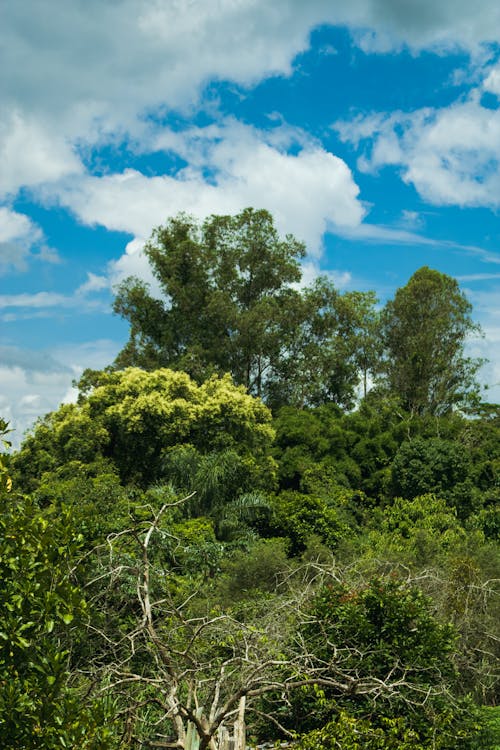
[335,68,500,209]
[3,0,500,202]
[3,0,500,440]
[40,121,365,259]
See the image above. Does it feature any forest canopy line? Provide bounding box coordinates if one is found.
[112,208,483,414]
[2,210,499,750]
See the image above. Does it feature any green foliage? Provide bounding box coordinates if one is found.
[365,494,467,566]
[32,462,130,546]
[0,487,117,748]
[169,516,223,577]
[219,537,290,599]
[14,368,276,489]
[273,402,403,500]
[297,709,482,750]
[0,418,12,493]
[306,577,457,684]
[267,279,379,409]
[161,444,258,517]
[113,209,379,408]
[391,437,469,499]
[4,247,498,748]
[472,706,500,750]
[269,490,352,554]
[287,576,479,747]
[297,711,420,749]
[380,266,482,415]
[113,208,305,394]
[468,499,500,540]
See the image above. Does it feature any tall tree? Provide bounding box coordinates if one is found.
[267,279,370,409]
[113,208,305,397]
[380,266,483,416]
[113,209,379,409]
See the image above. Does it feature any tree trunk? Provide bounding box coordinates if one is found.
[233,696,246,750]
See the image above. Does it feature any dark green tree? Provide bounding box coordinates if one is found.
[293,577,482,749]
[113,208,305,397]
[380,267,483,415]
[113,209,379,408]
[391,437,469,500]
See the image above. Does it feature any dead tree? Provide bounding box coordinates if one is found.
[82,500,460,749]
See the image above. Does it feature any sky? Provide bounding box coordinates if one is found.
[2,0,500,447]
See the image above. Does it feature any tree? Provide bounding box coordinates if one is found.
[390,437,469,501]
[112,209,379,408]
[13,368,276,490]
[0,421,116,749]
[267,279,378,409]
[85,499,295,750]
[113,208,305,398]
[380,267,483,416]
[291,576,482,749]
[87,506,476,750]
[268,490,351,554]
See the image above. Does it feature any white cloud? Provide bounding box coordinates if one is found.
[3,0,500,204]
[483,66,500,95]
[76,272,109,295]
[457,273,500,281]
[0,292,74,309]
[0,340,122,448]
[39,122,364,260]
[0,111,82,197]
[350,1,500,54]
[298,261,353,290]
[108,237,165,297]
[0,274,111,318]
[0,208,37,245]
[0,207,50,273]
[336,80,500,208]
[0,363,75,449]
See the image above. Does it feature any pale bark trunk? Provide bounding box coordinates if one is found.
[233,695,246,750]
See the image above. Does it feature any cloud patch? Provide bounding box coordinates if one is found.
[41,122,365,261]
[3,0,500,203]
[0,207,58,273]
[335,74,500,209]
[0,340,122,448]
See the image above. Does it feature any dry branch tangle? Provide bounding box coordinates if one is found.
[81,498,469,749]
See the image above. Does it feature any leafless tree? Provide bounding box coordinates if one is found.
[81,499,466,749]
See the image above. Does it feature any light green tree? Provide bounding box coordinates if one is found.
[14,367,276,489]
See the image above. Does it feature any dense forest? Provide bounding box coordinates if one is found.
[1,209,499,749]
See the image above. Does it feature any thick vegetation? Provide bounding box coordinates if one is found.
[3,210,499,749]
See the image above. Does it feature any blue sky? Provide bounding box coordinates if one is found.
[2,1,500,445]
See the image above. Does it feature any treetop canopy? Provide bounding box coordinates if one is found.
[14,367,276,489]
